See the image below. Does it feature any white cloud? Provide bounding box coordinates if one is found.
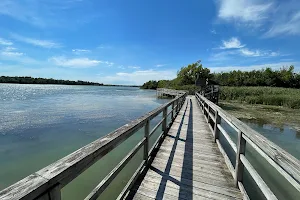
[155,64,167,67]
[239,48,279,57]
[97,44,112,49]
[239,48,261,57]
[219,37,245,49]
[118,65,125,69]
[265,11,300,37]
[215,0,300,37]
[211,30,217,34]
[50,57,101,68]
[12,34,61,48]
[98,70,177,85]
[128,66,141,69]
[217,0,272,25]
[49,56,114,68]
[214,37,280,59]
[72,49,90,53]
[0,37,13,45]
[1,46,23,57]
[104,61,114,67]
[0,47,40,64]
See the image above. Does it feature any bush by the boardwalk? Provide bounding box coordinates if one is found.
[220,86,300,109]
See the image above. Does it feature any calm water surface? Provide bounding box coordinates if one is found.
[220,118,300,200]
[1,84,299,199]
[0,84,169,199]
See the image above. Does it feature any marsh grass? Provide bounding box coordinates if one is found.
[220,86,300,109]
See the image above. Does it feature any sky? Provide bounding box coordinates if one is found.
[0,0,300,85]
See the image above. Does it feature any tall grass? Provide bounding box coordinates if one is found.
[220,86,300,109]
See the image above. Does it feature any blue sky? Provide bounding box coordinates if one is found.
[0,0,300,85]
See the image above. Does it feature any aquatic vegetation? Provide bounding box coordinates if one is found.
[220,86,300,109]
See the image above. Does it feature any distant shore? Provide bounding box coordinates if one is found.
[0,76,139,87]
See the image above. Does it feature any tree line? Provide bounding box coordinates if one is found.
[141,62,300,89]
[213,66,300,88]
[0,76,104,86]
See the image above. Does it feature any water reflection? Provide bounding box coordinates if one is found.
[218,116,300,200]
[238,118,300,159]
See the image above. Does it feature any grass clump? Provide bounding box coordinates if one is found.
[220,86,300,109]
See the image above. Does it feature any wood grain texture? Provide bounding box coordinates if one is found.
[127,96,242,200]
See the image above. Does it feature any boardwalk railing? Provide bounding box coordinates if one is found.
[0,93,187,200]
[196,93,300,200]
[199,85,219,104]
[156,88,187,97]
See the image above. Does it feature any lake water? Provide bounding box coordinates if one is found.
[1,84,299,199]
[0,84,170,199]
[219,118,300,200]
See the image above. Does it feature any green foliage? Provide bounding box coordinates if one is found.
[220,86,300,109]
[141,61,210,94]
[0,76,103,86]
[176,62,212,85]
[213,66,300,88]
[140,80,158,89]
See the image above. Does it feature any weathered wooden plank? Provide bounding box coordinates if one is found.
[130,186,184,200]
[155,150,225,165]
[158,145,221,157]
[145,168,236,189]
[143,170,240,195]
[0,173,49,200]
[139,178,241,200]
[156,147,224,162]
[132,179,239,200]
[151,161,235,183]
[148,163,234,186]
[161,138,219,149]
[142,175,242,198]
[151,156,230,176]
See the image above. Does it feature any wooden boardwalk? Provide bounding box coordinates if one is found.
[126,96,243,200]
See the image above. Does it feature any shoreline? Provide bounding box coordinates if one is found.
[219,100,300,132]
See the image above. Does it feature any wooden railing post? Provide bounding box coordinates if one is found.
[144,119,150,163]
[235,130,246,187]
[206,104,210,123]
[171,102,174,120]
[162,107,167,132]
[213,111,221,142]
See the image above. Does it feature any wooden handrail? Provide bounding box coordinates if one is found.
[0,93,187,200]
[195,92,300,200]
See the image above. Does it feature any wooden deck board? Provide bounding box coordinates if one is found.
[126,96,243,200]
